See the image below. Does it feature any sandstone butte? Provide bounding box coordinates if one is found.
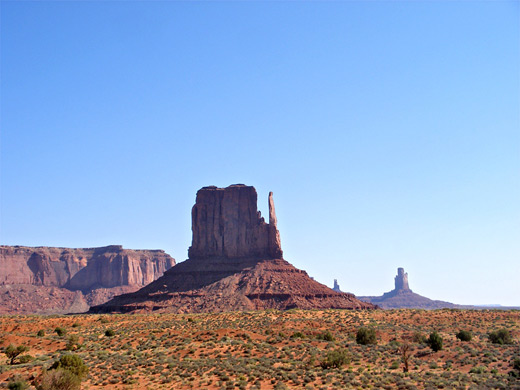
[358,267,461,309]
[0,245,175,314]
[90,184,375,313]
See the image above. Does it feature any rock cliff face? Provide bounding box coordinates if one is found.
[188,185,282,259]
[91,185,375,314]
[0,245,175,314]
[359,268,460,309]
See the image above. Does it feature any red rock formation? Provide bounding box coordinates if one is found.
[90,185,375,313]
[0,245,175,314]
[188,185,282,259]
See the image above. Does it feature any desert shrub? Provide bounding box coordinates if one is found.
[456,330,472,342]
[412,332,427,344]
[356,328,377,345]
[65,335,81,351]
[18,355,34,364]
[55,327,66,337]
[37,369,82,390]
[37,330,45,337]
[427,332,443,352]
[291,332,305,339]
[316,331,335,342]
[320,348,350,369]
[72,323,80,328]
[469,366,486,374]
[105,329,116,337]
[4,344,30,365]
[510,357,520,378]
[50,354,88,379]
[7,377,29,390]
[488,329,513,345]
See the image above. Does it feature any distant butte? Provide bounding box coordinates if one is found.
[90,184,375,313]
[0,245,175,314]
[358,268,460,309]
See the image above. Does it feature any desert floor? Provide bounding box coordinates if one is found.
[1,309,519,389]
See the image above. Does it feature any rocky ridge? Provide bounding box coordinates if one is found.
[0,245,175,314]
[90,184,375,313]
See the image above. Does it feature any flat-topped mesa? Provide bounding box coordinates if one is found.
[188,184,283,260]
[394,267,410,291]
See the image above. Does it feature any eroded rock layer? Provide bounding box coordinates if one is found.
[90,185,375,313]
[0,245,175,314]
[188,185,282,259]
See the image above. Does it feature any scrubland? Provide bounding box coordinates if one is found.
[1,309,519,389]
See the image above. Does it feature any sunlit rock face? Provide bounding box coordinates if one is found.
[188,185,282,260]
[0,245,175,314]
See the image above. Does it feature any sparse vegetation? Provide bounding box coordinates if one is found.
[320,348,350,369]
[4,344,30,365]
[7,377,28,390]
[65,335,81,351]
[356,327,377,345]
[54,327,66,337]
[488,328,513,345]
[427,331,443,352]
[0,309,518,389]
[456,329,472,341]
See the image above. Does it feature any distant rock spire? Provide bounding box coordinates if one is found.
[394,267,410,291]
[332,279,341,292]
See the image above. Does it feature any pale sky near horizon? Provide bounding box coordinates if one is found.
[1,1,519,306]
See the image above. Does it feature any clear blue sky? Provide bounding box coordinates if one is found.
[1,1,519,306]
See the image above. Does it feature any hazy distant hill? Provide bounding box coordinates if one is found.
[358,268,463,309]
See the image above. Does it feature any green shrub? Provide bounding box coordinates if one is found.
[291,332,305,339]
[412,332,426,344]
[514,357,520,371]
[65,335,81,351]
[37,330,45,337]
[50,354,88,379]
[488,329,513,345]
[7,378,28,390]
[54,327,66,337]
[456,330,472,342]
[105,329,116,337]
[18,355,34,364]
[320,348,350,369]
[4,345,30,365]
[469,366,486,374]
[427,332,443,352]
[317,331,335,342]
[356,328,377,345]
